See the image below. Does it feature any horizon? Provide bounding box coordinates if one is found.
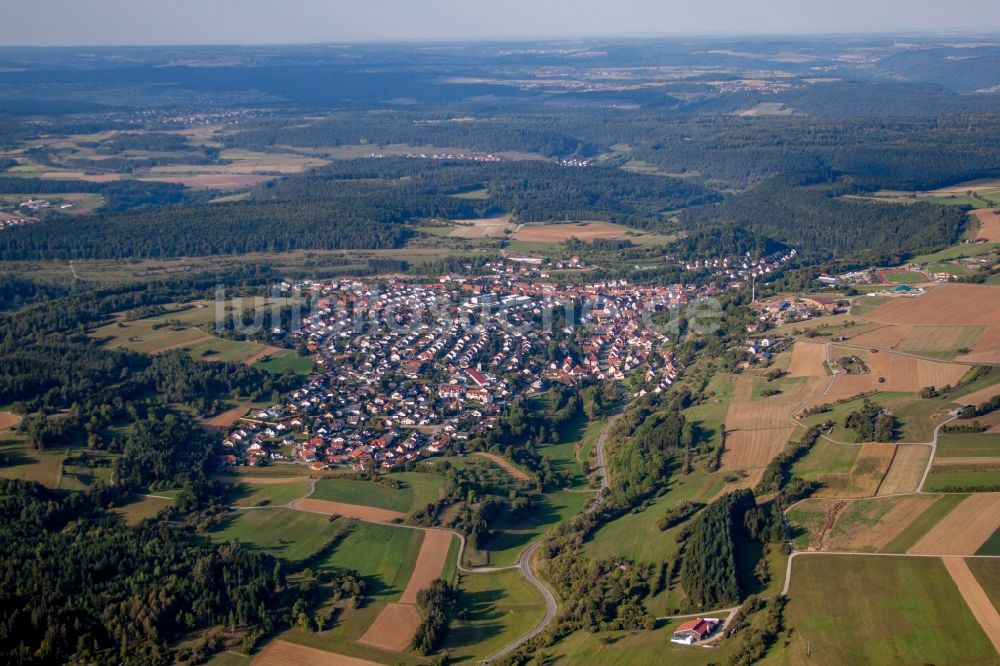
[3,0,1000,47]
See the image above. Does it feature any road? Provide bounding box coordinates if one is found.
[481,406,624,663]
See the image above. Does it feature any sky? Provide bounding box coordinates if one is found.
[2,0,1000,46]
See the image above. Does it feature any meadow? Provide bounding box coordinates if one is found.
[310,472,444,513]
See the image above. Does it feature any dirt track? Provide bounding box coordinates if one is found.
[252,639,383,666]
[942,557,1000,654]
[357,603,422,652]
[473,452,530,480]
[292,498,405,523]
[908,493,1000,555]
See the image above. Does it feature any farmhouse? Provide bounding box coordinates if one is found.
[670,617,720,645]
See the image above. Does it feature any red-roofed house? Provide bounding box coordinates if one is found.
[670,618,719,645]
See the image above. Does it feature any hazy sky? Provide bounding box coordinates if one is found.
[2,0,1000,46]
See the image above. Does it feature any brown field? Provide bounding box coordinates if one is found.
[721,428,794,471]
[827,496,937,551]
[877,445,931,495]
[957,326,1000,364]
[971,208,1000,242]
[291,498,405,523]
[357,603,422,652]
[815,443,897,498]
[213,474,307,486]
[242,345,286,366]
[908,493,1000,555]
[897,326,986,355]
[867,284,1000,326]
[932,457,1000,470]
[41,171,121,183]
[0,411,20,431]
[512,221,635,243]
[713,466,767,500]
[139,174,272,190]
[732,374,754,401]
[472,452,530,480]
[942,557,1000,654]
[399,530,453,604]
[956,382,1000,407]
[787,341,828,377]
[845,325,912,349]
[253,639,383,666]
[725,401,794,430]
[825,349,967,395]
[202,405,250,428]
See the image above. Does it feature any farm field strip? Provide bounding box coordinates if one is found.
[814,443,896,499]
[786,341,828,377]
[252,639,383,666]
[908,493,1000,555]
[720,427,794,471]
[472,452,531,481]
[866,284,1000,326]
[725,401,797,430]
[971,208,1000,243]
[877,445,931,495]
[291,498,406,523]
[958,326,1000,364]
[942,557,1000,654]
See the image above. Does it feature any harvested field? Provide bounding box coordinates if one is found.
[942,557,1000,654]
[242,345,286,366]
[957,327,1000,364]
[725,401,794,430]
[897,326,986,355]
[512,221,637,243]
[357,603,422,652]
[971,208,1000,243]
[291,498,405,523]
[253,639,382,666]
[815,443,896,498]
[956,382,1000,407]
[908,493,1000,555]
[0,411,20,431]
[846,325,912,349]
[713,466,766,500]
[721,428,794,471]
[399,530,453,604]
[933,456,1000,468]
[202,405,249,428]
[878,445,931,495]
[787,341,828,377]
[867,284,1000,326]
[825,350,967,395]
[447,215,513,239]
[472,452,530,481]
[825,496,938,552]
[732,373,754,401]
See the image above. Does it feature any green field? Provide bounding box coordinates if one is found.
[930,195,989,208]
[314,520,424,602]
[209,508,334,563]
[976,527,1000,556]
[967,557,1000,605]
[791,439,860,479]
[923,469,1000,492]
[881,493,968,553]
[310,472,444,513]
[228,480,312,507]
[584,467,726,564]
[937,433,1000,457]
[779,555,997,666]
[444,569,547,663]
[0,435,68,488]
[115,494,173,524]
[255,351,314,376]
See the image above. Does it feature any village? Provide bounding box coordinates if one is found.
[218,271,713,471]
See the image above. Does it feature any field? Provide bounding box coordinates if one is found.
[252,640,382,666]
[959,325,1000,364]
[814,443,896,498]
[788,496,937,552]
[292,498,405,523]
[876,444,930,495]
[227,479,312,508]
[908,493,1000,555]
[956,381,1000,407]
[0,435,68,488]
[971,208,1000,242]
[942,557,1000,654]
[471,452,530,481]
[511,221,666,244]
[115,494,173,525]
[309,473,444,513]
[720,428,794,471]
[209,508,335,562]
[937,433,1000,457]
[780,554,997,666]
[725,401,795,430]
[924,467,1000,492]
[866,283,1000,326]
[791,439,860,480]
[824,349,968,395]
[786,341,827,377]
[443,569,547,663]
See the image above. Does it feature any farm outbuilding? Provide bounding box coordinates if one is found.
[670,617,720,645]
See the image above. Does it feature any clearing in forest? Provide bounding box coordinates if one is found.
[512,221,640,243]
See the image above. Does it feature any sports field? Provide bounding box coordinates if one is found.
[782,554,998,666]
